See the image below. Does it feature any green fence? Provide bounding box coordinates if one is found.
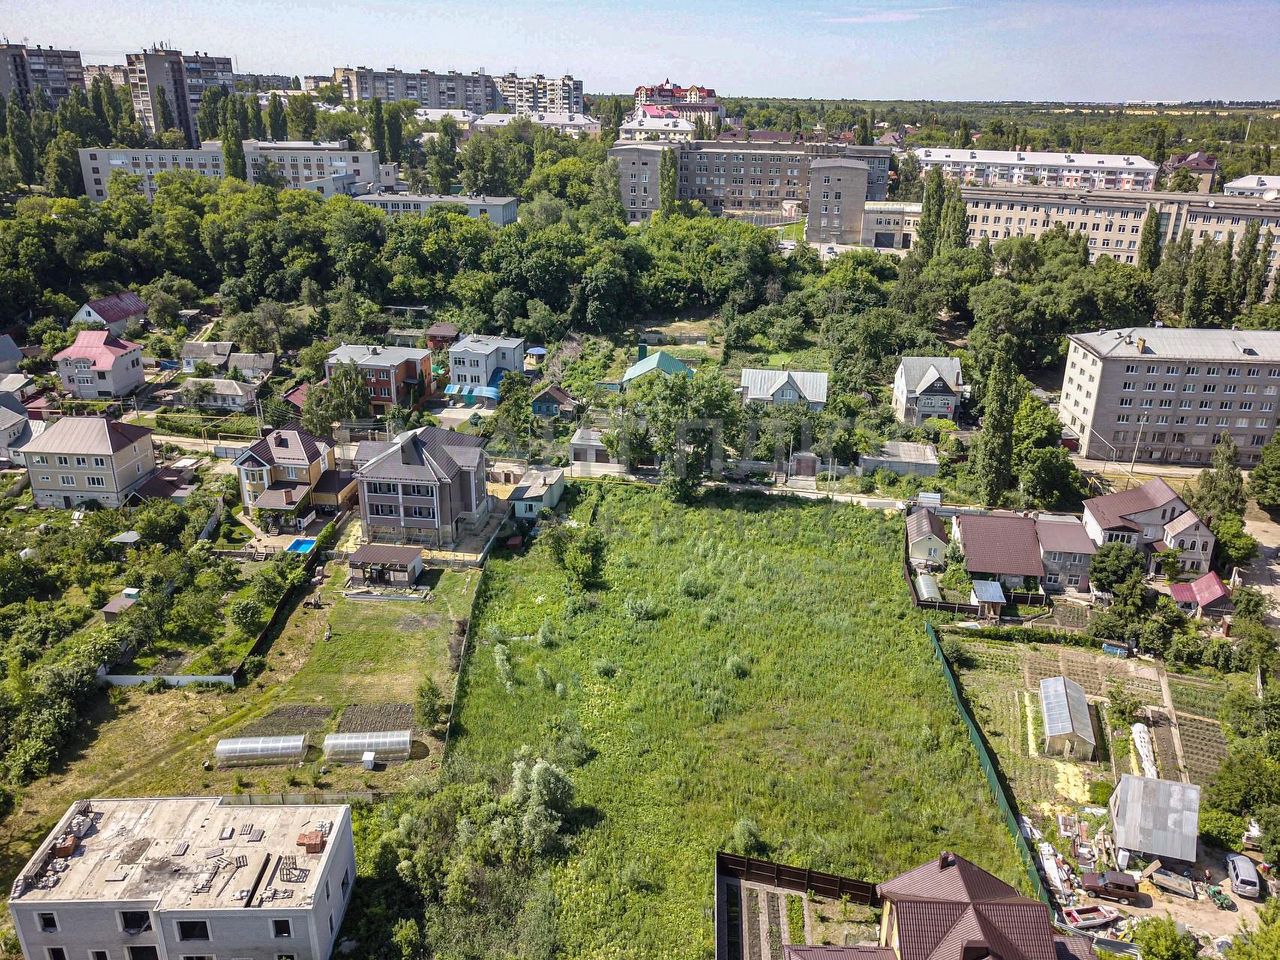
[924,623,1051,908]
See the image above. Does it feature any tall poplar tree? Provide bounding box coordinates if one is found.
[659,147,677,216]
[368,97,386,157]
[1136,204,1162,272]
[915,166,944,261]
[971,337,1018,506]
[7,94,36,183]
[266,92,287,140]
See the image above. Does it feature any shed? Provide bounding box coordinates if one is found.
[860,441,940,477]
[347,544,424,587]
[1109,774,1201,863]
[1170,571,1231,619]
[906,507,949,567]
[1039,676,1096,759]
[100,593,138,623]
[969,579,1006,619]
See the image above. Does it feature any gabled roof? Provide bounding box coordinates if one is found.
[282,382,310,410]
[184,378,258,400]
[1164,508,1204,538]
[1110,775,1200,862]
[1083,478,1182,530]
[1034,515,1096,556]
[82,291,147,325]
[357,425,485,483]
[511,467,563,502]
[54,330,141,370]
[897,357,962,395]
[235,426,330,469]
[533,383,575,406]
[227,352,275,374]
[740,368,829,404]
[0,334,21,366]
[180,340,234,361]
[955,513,1045,578]
[623,350,692,384]
[906,507,948,545]
[1039,676,1095,746]
[1170,570,1228,608]
[23,416,151,456]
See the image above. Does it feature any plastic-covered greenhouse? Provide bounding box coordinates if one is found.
[322,730,412,763]
[215,735,308,767]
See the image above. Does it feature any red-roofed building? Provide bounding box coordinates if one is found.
[282,382,311,411]
[73,291,148,335]
[952,513,1045,589]
[1170,570,1231,619]
[1161,151,1219,192]
[1082,478,1214,574]
[633,79,725,120]
[54,330,145,399]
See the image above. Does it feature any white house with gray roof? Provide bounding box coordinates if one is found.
[447,335,526,407]
[739,368,828,411]
[892,356,965,425]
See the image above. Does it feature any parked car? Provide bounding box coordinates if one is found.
[1225,854,1262,900]
[1081,871,1139,905]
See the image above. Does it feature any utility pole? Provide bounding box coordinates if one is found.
[1128,415,1147,488]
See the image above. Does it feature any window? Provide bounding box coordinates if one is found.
[342,868,351,896]
[47,951,66,960]
[38,913,57,933]
[120,912,152,934]
[273,919,293,938]
[1067,575,1081,587]
[91,953,108,960]
[176,920,210,941]
[87,476,106,487]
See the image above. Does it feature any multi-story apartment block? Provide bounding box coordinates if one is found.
[620,109,697,141]
[474,111,599,138]
[181,51,235,117]
[914,147,1158,191]
[0,43,85,105]
[325,344,433,414]
[634,80,723,117]
[78,140,383,201]
[23,417,156,508]
[447,335,526,406]
[83,63,129,89]
[356,425,489,546]
[493,73,584,114]
[10,797,355,960]
[353,192,518,225]
[805,157,870,244]
[1061,327,1280,467]
[1224,174,1280,197]
[53,330,145,399]
[126,47,233,144]
[331,66,502,113]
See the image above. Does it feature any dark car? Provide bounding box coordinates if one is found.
[1081,871,1139,905]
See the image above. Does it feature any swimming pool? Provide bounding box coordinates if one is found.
[285,537,318,554]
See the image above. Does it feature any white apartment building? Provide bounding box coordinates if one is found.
[447,335,526,406]
[78,141,383,201]
[353,192,518,225]
[1224,174,1280,197]
[1060,327,1280,467]
[10,797,355,960]
[619,113,696,142]
[23,418,156,509]
[493,73,584,115]
[474,112,599,138]
[914,148,1158,191]
[331,66,502,113]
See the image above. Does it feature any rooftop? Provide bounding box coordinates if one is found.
[11,797,347,911]
[866,441,939,466]
[1224,174,1279,192]
[1039,676,1095,746]
[54,330,142,370]
[897,357,963,394]
[1068,326,1280,362]
[955,513,1045,579]
[82,291,147,325]
[327,343,431,366]
[915,147,1157,171]
[451,334,525,353]
[739,368,829,405]
[1033,515,1097,556]
[354,192,516,205]
[236,427,331,469]
[1170,570,1229,608]
[24,417,151,456]
[1110,774,1201,862]
[1083,477,1183,531]
[623,350,692,384]
[906,507,948,545]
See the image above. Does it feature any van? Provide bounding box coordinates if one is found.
[1226,854,1262,900]
[1081,871,1139,905]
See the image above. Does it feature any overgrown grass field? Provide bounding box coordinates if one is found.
[450,484,1023,959]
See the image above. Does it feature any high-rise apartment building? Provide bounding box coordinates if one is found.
[914,147,1158,191]
[0,43,84,105]
[331,66,502,113]
[83,63,129,89]
[493,73,584,114]
[126,47,233,144]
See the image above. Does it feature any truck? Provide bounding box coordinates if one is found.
[1081,871,1139,906]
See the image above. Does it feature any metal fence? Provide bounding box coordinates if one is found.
[715,852,879,903]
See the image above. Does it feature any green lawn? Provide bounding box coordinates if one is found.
[775,221,806,241]
[450,484,1024,959]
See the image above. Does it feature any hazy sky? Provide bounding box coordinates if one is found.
[5,0,1278,101]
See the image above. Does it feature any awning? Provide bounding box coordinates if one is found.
[444,383,500,401]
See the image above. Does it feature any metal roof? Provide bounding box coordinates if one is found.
[906,508,948,545]
[915,147,1157,171]
[1039,676,1095,747]
[1068,327,1280,362]
[1110,774,1201,862]
[23,417,151,456]
[739,368,829,404]
[971,580,1006,604]
[956,514,1045,579]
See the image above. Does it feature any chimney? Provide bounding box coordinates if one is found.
[274,433,286,447]
[939,851,956,870]
[284,488,294,504]
[1137,336,1147,353]
[637,342,648,361]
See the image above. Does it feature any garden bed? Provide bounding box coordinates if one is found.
[338,703,415,733]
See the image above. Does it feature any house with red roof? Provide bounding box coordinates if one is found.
[54,330,145,399]
[73,291,148,336]
[1082,478,1214,575]
[952,513,1045,590]
[1170,570,1231,619]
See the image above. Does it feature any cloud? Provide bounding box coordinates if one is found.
[824,5,956,24]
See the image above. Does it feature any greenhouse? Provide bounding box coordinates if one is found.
[214,735,308,767]
[322,729,413,763]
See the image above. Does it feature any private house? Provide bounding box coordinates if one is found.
[0,333,21,373]
[1039,675,1096,759]
[782,851,1096,960]
[180,340,234,373]
[356,425,490,547]
[282,381,311,411]
[1034,514,1096,594]
[510,467,565,519]
[622,348,692,389]
[738,368,829,411]
[23,417,156,509]
[347,543,424,587]
[425,322,459,352]
[906,507,948,568]
[1110,774,1201,864]
[531,383,578,419]
[9,797,355,960]
[233,426,356,531]
[0,400,42,465]
[0,372,36,401]
[325,344,433,414]
[1170,570,1232,619]
[860,441,939,478]
[891,356,964,425]
[54,330,145,399]
[1082,478,1214,574]
[446,335,526,407]
[1161,151,1218,192]
[72,291,147,335]
[226,351,275,381]
[951,512,1045,590]
[180,378,258,412]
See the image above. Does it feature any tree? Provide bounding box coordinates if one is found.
[1137,204,1162,272]
[937,181,968,253]
[368,97,386,157]
[220,99,247,180]
[1191,434,1245,521]
[7,94,36,183]
[969,339,1017,505]
[658,147,677,217]
[648,366,742,502]
[286,94,317,140]
[1132,916,1198,960]
[1166,166,1198,193]
[42,132,83,197]
[488,370,534,453]
[415,677,443,729]
[1226,899,1280,960]
[915,166,945,261]
[1249,432,1280,510]
[1211,513,1259,573]
[385,106,403,163]
[227,597,264,634]
[153,85,177,135]
[266,92,287,141]
[1090,542,1146,593]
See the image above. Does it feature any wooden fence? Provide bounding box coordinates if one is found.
[714,851,879,904]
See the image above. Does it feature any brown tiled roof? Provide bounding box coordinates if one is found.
[1083,478,1180,531]
[1033,515,1096,555]
[357,425,484,483]
[880,853,1024,903]
[238,426,330,468]
[906,508,948,545]
[349,543,423,568]
[1054,935,1097,960]
[956,514,1045,578]
[425,322,459,338]
[783,949,895,960]
[252,480,311,510]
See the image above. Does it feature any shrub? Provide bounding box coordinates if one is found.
[536,665,555,690]
[593,659,618,679]
[1198,807,1246,853]
[228,597,265,635]
[730,817,765,856]
[240,655,266,681]
[624,595,661,622]
[493,644,514,686]
[415,677,444,729]
[725,654,749,679]
[536,620,557,648]
[1087,780,1115,805]
[678,571,713,600]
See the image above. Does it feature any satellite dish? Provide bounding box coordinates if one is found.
[1263,188,1280,202]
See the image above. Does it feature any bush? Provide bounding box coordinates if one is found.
[730,817,765,856]
[1087,780,1115,805]
[593,659,618,678]
[1198,807,1246,853]
[240,654,266,681]
[624,595,661,622]
[678,571,713,600]
[725,654,749,679]
[415,677,444,729]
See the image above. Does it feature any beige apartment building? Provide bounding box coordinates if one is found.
[331,66,503,113]
[493,73,584,114]
[805,157,870,244]
[1060,328,1280,466]
[914,147,1158,191]
[127,48,236,144]
[24,417,156,508]
[0,43,84,106]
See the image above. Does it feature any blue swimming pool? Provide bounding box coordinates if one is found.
[285,537,318,554]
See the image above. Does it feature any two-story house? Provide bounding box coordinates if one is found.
[54,331,144,399]
[952,512,1045,590]
[324,344,433,414]
[356,425,489,547]
[1034,514,1097,594]
[0,397,42,466]
[23,417,156,508]
[447,335,526,407]
[892,356,964,425]
[1082,477,1214,574]
[739,369,829,411]
[72,291,147,335]
[233,426,357,531]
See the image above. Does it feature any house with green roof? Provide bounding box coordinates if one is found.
[621,348,692,388]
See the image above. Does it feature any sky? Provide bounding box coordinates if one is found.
[5,0,1279,102]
